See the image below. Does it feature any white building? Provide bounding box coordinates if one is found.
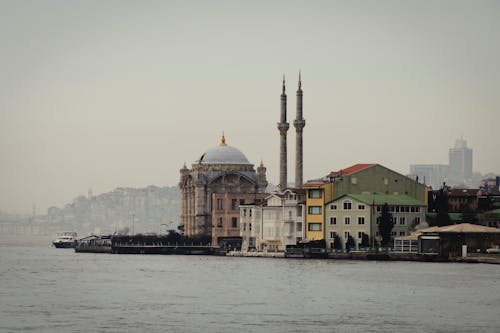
[240,189,305,251]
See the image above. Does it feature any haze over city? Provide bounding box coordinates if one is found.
[1,0,499,214]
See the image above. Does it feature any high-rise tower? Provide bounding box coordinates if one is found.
[278,77,289,189]
[449,137,473,184]
[293,72,305,188]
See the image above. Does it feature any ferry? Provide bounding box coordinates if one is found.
[52,232,77,248]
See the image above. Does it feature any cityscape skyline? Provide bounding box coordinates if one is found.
[1,0,499,214]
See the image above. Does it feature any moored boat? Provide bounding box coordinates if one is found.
[52,232,77,248]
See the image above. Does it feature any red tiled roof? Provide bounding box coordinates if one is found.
[329,164,375,178]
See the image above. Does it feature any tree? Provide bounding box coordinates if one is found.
[378,203,394,247]
[346,235,355,252]
[461,204,478,224]
[433,186,452,227]
[333,234,342,251]
[360,233,370,248]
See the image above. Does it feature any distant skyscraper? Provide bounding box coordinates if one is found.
[409,164,449,189]
[449,137,473,184]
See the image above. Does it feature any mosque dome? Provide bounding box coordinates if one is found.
[197,134,251,165]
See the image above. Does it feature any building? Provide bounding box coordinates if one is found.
[400,223,500,258]
[178,134,268,246]
[324,193,426,250]
[240,189,305,252]
[409,164,449,190]
[448,137,473,186]
[304,163,428,241]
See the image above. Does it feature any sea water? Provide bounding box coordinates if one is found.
[1,235,499,332]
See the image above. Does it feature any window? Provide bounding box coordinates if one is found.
[249,209,252,217]
[296,222,302,232]
[376,206,381,212]
[351,177,357,184]
[231,199,238,210]
[358,217,365,225]
[308,206,322,215]
[416,207,421,212]
[410,206,415,212]
[217,218,223,227]
[330,204,337,210]
[389,206,395,212]
[217,199,223,210]
[330,231,337,239]
[399,217,405,225]
[344,217,351,225]
[308,189,323,198]
[249,223,252,231]
[296,206,302,217]
[243,223,246,231]
[396,206,400,212]
[330,217,337,225]
[231,217,238,228]
[344,231,350,239]
[358,231,363,239]
[399,231,405,236]
[243,209,247,217]
[376,217,381,225]
[415,217,420,225]
[404,206,410,212]
[308,223,322,231]
[240,199,245,205]
[391,231,397,236]
[376,231,379,236]
[343,201,352,210]
[358,204,365,210]
[288,210,292,219]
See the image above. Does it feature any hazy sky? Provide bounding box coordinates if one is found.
[1,0,499,214]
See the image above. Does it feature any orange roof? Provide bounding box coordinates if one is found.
[329,164,375,178]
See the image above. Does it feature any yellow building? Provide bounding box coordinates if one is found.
[303,182,333,240]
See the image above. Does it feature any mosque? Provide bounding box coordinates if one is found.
[179,75,305,247]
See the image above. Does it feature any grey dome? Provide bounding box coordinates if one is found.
[198,145,250,165]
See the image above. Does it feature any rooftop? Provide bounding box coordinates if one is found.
[420,223,500,234]
[329,164,375,178]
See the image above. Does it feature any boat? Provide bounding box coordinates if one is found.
[52,232,77,248]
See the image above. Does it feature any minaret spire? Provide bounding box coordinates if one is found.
[294,71,305,189]
[278,76,289,189]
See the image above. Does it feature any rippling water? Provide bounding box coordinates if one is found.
[1,235,499,332]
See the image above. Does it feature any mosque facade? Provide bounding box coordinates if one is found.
[179,135,268,246]
[179,75,305,247]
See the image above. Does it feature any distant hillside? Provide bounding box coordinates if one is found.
[44,185,180,235]
[1,183,279,236]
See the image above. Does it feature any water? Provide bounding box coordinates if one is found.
[1,235,499,333]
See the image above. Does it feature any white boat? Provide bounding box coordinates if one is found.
[52,232,77,248]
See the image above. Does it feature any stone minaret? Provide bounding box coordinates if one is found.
[278,77,289,189]
[293,72,305,188]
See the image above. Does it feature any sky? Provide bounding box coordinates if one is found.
[1,0,499,214]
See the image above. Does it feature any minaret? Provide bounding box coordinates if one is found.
[278,76,289,189]
[293,71,306,188]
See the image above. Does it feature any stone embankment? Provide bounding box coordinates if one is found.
[227,251,285,258]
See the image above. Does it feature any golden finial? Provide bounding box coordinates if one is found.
[220,132,227,146]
